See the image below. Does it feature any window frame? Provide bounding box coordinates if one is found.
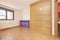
[0,7,14,20]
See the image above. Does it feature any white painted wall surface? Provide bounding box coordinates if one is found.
[22,4,30,20]
[0,9,22,29]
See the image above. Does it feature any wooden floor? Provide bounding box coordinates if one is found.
[0,27,54,40]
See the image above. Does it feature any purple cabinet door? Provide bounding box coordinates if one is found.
[20,20,30,28]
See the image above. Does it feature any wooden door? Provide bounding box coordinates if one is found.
[30,0,52,40]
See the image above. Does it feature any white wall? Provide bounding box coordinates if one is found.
[0,4,30,29]
[22,4,30,20]
[0,5,22,29]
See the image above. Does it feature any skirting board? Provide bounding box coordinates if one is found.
[0,26,19,30]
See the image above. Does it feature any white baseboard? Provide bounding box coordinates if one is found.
[0,25,19,30]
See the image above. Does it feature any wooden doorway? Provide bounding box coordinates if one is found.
[30,0,53,40]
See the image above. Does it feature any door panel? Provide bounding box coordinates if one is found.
[30,1,52,39]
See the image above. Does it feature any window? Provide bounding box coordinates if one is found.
[0,9,6,19]
[0,7,14,20]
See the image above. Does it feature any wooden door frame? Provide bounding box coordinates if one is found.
[54,1,58,39]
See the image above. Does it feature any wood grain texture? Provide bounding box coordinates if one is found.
[0,0,54,40]
[55,0,58,2]
[0,27,54,40]
[54,2,58,40]
[30,0,53,40]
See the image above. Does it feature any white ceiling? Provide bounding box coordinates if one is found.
[0,0,39,9]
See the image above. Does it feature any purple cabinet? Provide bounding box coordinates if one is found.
[20,20,30,28]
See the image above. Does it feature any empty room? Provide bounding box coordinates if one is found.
[0,0,55,40]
